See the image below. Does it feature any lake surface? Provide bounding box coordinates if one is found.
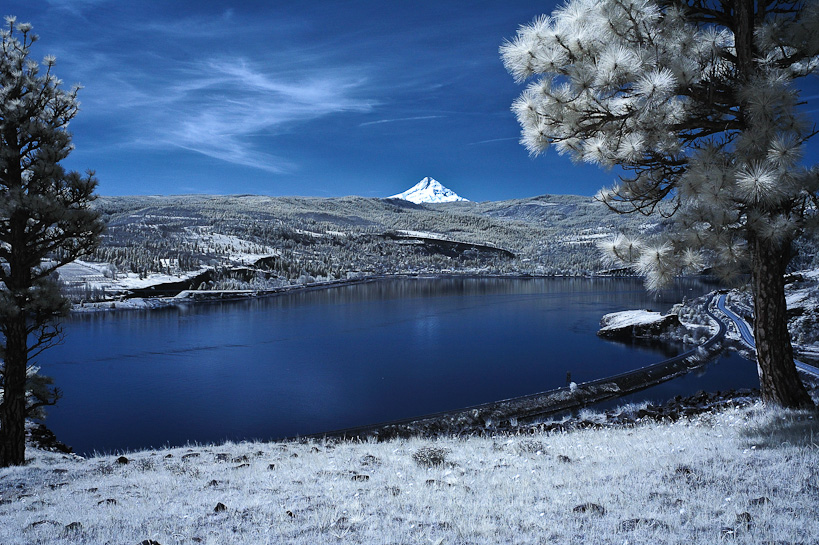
[37,277,759,455]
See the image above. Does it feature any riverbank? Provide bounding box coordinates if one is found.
[310,292,730,441]
[69,274,380,312]
[69,272,581,313]
[4,397,818,545]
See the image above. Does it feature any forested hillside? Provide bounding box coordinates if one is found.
[58,193,818,298]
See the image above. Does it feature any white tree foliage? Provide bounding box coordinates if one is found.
[501,0,819,289]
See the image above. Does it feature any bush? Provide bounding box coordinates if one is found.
[411,446,450,468]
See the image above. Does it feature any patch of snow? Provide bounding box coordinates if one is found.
[787,290,809,307]
[395,230,446,240]
[57,260,113,284]
[599,310,667,331]
[388,177,469,204]
[184,228,280,264]
[105,269,212,291]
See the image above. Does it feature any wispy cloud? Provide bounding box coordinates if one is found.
[150,59,377,172]
[22,0,530,185]
[72,51,377,172]
[43,0,110,16]
[466,137,519,146]
[358,115,444,127]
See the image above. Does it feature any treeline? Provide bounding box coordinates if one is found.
[81,194,818,292]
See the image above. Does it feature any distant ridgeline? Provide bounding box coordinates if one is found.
[66,193,819,298]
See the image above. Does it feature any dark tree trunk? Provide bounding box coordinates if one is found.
[750,236,814,408]
[0,21,103,468]
[0,318,28,466]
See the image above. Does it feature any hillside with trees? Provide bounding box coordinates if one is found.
[59,193,649,297]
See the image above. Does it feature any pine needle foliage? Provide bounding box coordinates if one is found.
[502,0,819,408]
[0,18,104,466]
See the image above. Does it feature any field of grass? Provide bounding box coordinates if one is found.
[1,400,817,545]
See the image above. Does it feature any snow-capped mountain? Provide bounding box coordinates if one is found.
[388,177,469,204]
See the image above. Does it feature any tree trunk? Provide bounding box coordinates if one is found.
[750,236,814,408]
[0,318,29,466]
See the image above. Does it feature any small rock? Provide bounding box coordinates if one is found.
[720,526,737,539]
[98,498,118,506]
[573,503,606,516]
[361,454,380,466]
[164,454,173,459]
[214,502,227,513]
[734,512,753,529]
[647,491,671,501]
[207,480,220,487]
[215,453,230,462]
[64,522,83,533]
[116,456,129,465]
[286,510,296,518]
[557,455,572,463]
[387,486,401,496]
[618,518,669,532]
[232,455,249,463]
[517,440,545,454]
[351,473,370,482]
[139,540,162,545]
[749,496,771,506]
[26,520,61,530]
[86,487,98,493]
[268,463,276,470]
[182,452,200,460]
[233,463,250,469]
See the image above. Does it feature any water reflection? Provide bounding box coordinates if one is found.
[38,277,757,455]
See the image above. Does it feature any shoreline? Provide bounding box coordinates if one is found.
[300,294,730,441]
[49,291,747,455]
[69,271,648,313]
[51,274,819,455]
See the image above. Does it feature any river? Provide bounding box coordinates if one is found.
[36,277,759,455]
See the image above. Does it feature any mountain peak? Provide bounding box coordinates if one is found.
[388,177,469,204]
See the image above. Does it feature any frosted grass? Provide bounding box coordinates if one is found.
[1,402,817,544]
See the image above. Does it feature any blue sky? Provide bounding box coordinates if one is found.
[6,1,819,201]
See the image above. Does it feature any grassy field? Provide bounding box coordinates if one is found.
[1,400,818,545]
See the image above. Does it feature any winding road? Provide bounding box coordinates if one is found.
[716,294,819,378]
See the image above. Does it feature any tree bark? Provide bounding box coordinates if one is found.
[0,318,28,466]
[750,236,814,408]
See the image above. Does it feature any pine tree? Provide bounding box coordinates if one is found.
[0,18,104,466]
[502,0,818,407]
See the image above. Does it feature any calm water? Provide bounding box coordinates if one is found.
[37,277,758,455]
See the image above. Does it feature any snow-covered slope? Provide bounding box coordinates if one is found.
[388,177,469,204]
